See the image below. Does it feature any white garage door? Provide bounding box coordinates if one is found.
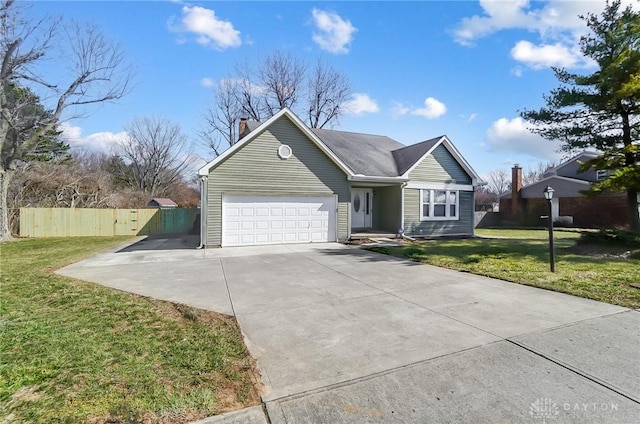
[222,195,337,246]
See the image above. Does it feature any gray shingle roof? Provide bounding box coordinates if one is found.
[392,137,442,175]
[311,128,405,177]
[244,119,444,178]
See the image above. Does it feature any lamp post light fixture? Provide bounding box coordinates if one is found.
[543,185,555,272]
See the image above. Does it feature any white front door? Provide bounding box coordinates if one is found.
[351,188,372,228]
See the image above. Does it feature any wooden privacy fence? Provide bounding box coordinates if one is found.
[19,208,200,237]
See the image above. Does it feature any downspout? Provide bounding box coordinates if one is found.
[197,175,208,249]
[400,182,407,238]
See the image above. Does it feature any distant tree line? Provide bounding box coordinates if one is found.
[7,115,199,235]
[475,160,558,211]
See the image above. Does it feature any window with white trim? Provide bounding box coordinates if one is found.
[596,170,609,181]
[421,189,459,220]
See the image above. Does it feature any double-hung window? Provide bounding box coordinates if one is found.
[421,189,459,220]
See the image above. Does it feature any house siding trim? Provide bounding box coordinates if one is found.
[406,182,474,191]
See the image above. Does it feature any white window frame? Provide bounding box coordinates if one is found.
[596,170,609,181]
[420,189,459,221]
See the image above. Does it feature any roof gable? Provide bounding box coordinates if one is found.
[548,151,599,174]
[392,137,441,175]
[399,136,480,184]
[198,108,354,177]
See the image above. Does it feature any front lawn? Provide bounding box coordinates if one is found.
[0,237,260,423]
[369,229,640,309]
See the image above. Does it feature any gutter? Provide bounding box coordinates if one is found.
[348,175,409,183]
[197,175,208,249]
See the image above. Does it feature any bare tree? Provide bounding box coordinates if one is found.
[234,61,263,122]
[307,60,351,129]
[486,169,510,197]
[522,159,559,186]
[199,78,241,157]
[259,51,306,117]
[475,186,497,211]
[0,0,132,239]
[119,116,192,197]
[202,50,351,158]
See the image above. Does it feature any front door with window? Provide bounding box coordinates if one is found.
[351,188,372,228]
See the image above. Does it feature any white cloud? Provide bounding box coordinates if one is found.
[311,9,357,54]
[59,122,128,153]
[390,101,410,117]
[510,40,593,69]
[343,93,379,115]
[172,5,241,50]
[453,0,606,46]
[453,0,639,70]
[412,97,447,119]
[200,77,215,88]
[485,117,562,160]
[467,113,477,122]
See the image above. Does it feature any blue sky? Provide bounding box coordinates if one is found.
[28,0,637,177]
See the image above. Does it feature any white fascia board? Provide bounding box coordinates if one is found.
[197,110,288,176]
[401,136,445,177]
[197,108,355,177]
[348,175,408,183]
[405,182,474,191]
[401,136,481,185]
[281,109,355,177]
[437,136,482,185]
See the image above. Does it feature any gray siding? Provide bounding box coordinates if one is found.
[372,185,402,232]
[403,189,474,236]
[521,177,590,198]
[206,116,349,246]
[404,143,474,236]
[408,144,472,184]
[556,156,598,182]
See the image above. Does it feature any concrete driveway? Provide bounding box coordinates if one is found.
[58,236,640,423]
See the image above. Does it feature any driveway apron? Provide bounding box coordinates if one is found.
[58,239,640,423]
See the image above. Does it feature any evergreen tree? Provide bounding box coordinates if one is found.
[521,1,640,232]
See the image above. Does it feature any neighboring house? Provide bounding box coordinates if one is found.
[197,108,481,247]
[500,152,637,228]
[147,198,178,209]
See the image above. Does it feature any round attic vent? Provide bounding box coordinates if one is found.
[278,144,292,159]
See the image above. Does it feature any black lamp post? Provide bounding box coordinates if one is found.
[543,185,555,272]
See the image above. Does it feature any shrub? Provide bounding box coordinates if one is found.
[578,229,640,248]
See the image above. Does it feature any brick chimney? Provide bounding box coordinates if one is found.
[511,164,522,216]
[238,118,248,141]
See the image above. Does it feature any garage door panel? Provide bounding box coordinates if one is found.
[223,195,336,247]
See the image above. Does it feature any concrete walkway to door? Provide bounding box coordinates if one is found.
[57,237,640,423]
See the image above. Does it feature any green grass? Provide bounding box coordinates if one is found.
[475,228,583,240]
[370,229,640,309]
[0,237,260,423]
